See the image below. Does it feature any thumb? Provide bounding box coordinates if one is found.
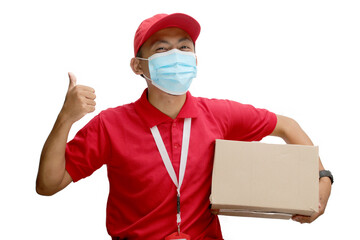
[68,72,77,90]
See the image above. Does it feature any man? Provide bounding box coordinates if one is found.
[36,13,332,240]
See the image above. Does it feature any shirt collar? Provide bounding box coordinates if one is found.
[134,89,199,128]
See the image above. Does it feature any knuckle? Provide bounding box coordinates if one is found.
[81,102,88,109]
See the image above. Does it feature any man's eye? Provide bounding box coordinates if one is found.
[180,46,191,50]
[156,47,167,52]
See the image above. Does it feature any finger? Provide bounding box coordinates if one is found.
[85,98,96,106]
[292,215,300,222]
[86,105,96,113]
[292,215,311,224]
[83,91,96,100]
[76,85,95,93]
[211,209,220,215]
[68,72,77,90]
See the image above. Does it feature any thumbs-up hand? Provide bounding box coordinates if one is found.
[60,72,96,124]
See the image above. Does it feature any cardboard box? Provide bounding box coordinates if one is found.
[210,140,319,220]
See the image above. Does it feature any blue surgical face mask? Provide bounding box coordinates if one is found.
[137,49,197,95]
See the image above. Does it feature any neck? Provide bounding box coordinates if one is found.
[147,88,186,119]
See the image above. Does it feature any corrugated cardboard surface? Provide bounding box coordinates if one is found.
[210,140,319,219]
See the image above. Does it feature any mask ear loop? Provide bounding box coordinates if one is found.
[136,57,148,61]
[136,57,152,80]
[142,73,152,81]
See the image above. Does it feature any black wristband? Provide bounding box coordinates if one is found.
[319,170,334,185]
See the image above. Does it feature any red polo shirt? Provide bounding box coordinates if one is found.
[65,89,277,240]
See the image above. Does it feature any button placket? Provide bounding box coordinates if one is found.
[171,119,182,174]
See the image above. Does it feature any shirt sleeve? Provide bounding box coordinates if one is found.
[209,99,277,141]
[65,113,110,182]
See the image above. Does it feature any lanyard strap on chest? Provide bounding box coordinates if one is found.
[150,118,191,193]
[150,118,191,234]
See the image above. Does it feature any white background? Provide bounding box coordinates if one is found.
[1,0,359,239]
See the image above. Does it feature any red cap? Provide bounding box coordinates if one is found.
[133,13,201,56]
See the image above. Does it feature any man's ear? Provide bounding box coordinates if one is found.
[130,57,143,75]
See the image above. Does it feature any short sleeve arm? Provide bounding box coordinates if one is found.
[209,99,277,141]
[227,102,277,141]
[65,114,110,182]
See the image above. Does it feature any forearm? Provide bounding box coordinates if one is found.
[36,73,96,195]
[36,112,73,195]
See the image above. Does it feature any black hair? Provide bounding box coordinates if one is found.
[136,46,143,58]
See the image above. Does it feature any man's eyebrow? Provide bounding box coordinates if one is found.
[178,38,193,43]
[152,40,171,46]
[151,38,193,49]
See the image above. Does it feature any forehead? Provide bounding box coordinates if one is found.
[141,28,193,49]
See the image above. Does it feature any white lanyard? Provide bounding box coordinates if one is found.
[150,118,191,233]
